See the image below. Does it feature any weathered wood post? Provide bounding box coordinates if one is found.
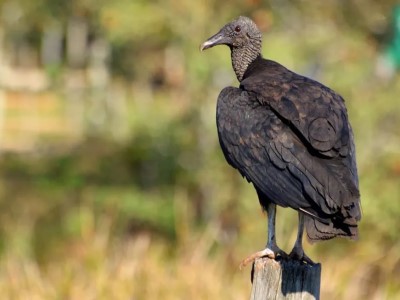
[250,258,321,300]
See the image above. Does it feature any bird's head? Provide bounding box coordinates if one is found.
[200,16,262,81]
[200,16,261,52]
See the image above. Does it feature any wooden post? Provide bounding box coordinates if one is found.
[250,257,321,300]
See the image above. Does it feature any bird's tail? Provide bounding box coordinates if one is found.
[304,214,359,243]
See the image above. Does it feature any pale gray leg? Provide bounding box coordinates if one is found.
[289,212,315,264]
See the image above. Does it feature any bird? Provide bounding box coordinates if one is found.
[200,16,361,266]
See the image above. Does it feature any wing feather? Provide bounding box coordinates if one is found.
[216,85,360,223]
[240,59,352,159]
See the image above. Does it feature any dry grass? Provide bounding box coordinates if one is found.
[0,219,250,300]
[0,211,399,300]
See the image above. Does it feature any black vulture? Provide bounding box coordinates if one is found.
[200,16,361,266]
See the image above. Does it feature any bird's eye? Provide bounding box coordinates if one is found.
[234,25,241,32]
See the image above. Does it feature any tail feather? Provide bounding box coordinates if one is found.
[304,215,358,243]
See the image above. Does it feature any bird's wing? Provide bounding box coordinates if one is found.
[240,68,351,159]
[217,87,360,220]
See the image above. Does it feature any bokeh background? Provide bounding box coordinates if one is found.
[0,0,399,299]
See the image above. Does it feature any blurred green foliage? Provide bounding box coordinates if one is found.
[0,0,399,299]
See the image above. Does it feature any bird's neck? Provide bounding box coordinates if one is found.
[231,42,261,82]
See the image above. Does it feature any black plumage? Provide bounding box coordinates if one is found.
[201,16,361,264]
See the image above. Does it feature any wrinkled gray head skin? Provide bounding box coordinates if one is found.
[200,16,262,81]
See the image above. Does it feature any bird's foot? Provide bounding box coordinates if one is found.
[239,248,274,270]
[289,246,315,265]
[239,246,287,270]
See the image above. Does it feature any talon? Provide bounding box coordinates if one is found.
[289,247,315,265]
[239,248,275,270]
[274,248,288,259]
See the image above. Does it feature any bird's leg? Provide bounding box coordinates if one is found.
[266,203,285,254]
[289,212,315,264]
[239,203,286,269]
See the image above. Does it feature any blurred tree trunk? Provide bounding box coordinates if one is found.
[41,21,63,67]
[66,16,88,69]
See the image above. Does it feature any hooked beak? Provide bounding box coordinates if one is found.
[200,30,230,51]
